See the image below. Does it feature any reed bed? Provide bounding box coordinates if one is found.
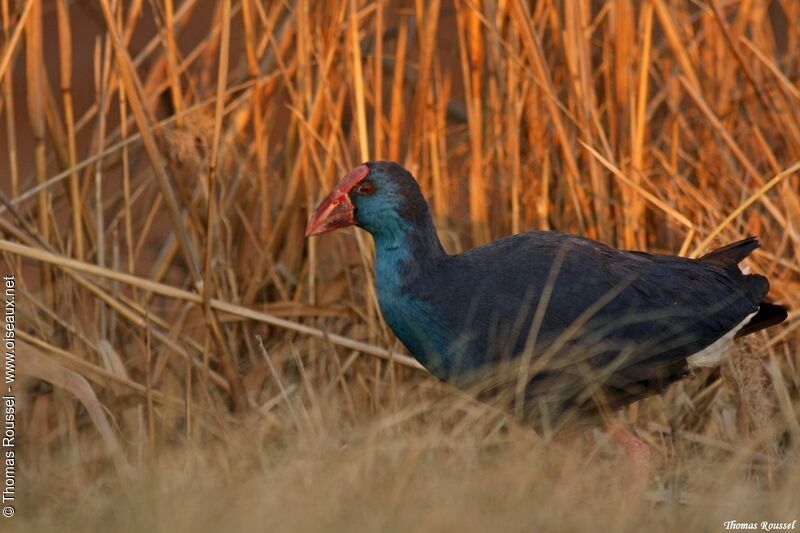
[1,1,799,531]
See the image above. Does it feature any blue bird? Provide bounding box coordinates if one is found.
[306,161,787,470]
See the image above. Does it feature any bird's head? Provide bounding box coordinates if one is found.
[305,161,429,238]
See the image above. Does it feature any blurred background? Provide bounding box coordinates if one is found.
[2,0,799,531]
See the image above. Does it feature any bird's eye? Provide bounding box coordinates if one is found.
[355,181,375,195]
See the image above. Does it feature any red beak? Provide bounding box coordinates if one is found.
[305,165,370,237]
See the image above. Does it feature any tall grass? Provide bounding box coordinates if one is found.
[1,1,798,530]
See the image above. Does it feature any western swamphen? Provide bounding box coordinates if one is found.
[306,161,787,470]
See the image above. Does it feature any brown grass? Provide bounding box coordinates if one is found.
[1,1,799,531]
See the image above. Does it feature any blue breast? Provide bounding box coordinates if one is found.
[372,238,456,378]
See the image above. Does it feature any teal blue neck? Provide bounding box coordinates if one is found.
[371,214,445,295]
[370,213,450,376]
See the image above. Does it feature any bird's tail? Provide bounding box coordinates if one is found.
[735,302,788,338]
[700,236,766,301]
[699,236,759,265]
[700,236,788,336]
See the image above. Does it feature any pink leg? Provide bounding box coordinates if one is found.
[605,420,651,487]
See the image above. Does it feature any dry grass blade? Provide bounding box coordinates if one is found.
[652,0,702,90]
[201,0,247,411]
[55,0,84,261]
[19,331,185,407]
[741,36,800,103]
[0,239,424,370]
[691,160,800,257]
[98,0,202,282]
[19,340,135,477]
[508,0,587,232]
[580,140,695,229]
[0,0,34,83]
[349,0,370,162]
